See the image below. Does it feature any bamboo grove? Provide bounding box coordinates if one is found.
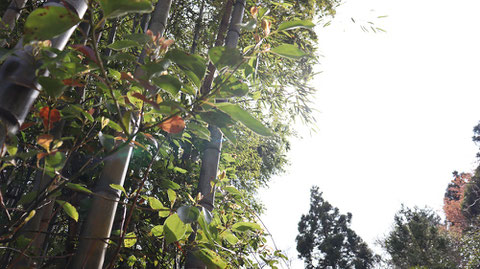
[0,0,339,268]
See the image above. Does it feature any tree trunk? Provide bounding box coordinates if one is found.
[0,0,88,154]
[0,0,28,47]
[71,1,173,268]
[184,1,243,268]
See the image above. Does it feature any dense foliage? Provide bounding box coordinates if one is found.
[296,186,376,269]
[0,0,340,268]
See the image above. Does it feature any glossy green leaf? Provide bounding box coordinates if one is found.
[124,232,137,248]
[159,179,181,190]
[277,20,315,31]
[231,222,261,232]
[99,0,153,19]
[187,122,211,141]
[165,49,206,88]
[220,127,237,145]
[208,46,244,70]
[216,103,272,136]
[167,189,176,207]
[152,75,182,96]
[141,59,171,79]
[151,225,164,237]
[220,230,239,245]
[110,184,127,196]
[45,151,66,169]
[24,6,80,42]
[164,214,187,244]
[38,77,67,98]
[107,40,140,51]
[193,248,227,269]
[214,75,249,98]
[177,206,200,224]
[56,200,78,222]
[147,197,166,210]
[198,110,234,129]
[65,183,92,194]
[270,44,306,59]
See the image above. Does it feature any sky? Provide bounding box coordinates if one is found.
[260,0,480,267]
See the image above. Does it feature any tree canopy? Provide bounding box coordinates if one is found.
[296,186,376,269]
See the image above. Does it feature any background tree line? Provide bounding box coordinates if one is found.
[295,122,480,268]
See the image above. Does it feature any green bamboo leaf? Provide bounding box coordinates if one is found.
[152,75,182,96]
[164,214,187,244]
[65,183,93,194]
[231,222,261,232]
[165,49,206,88]
[270,44,306,59]
[99,0,153,19]
[220,230,239,245]
[110,184,127,196]
[208,46,244,70]
[193,248,227,269]
[38,77,67,99]
[216,103,272,136]
[159,179,181,190]
[277,20,315,31]
[107,40,140,51]
[24,6,80,43]
[56,200,79,222]
[123,232,137,248]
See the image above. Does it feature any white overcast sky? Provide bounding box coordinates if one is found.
[260,0,480,267]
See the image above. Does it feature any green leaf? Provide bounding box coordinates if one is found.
[220,230,239,245]
[98,131,115,151]
[110,184,127,196]
[220,127,237,145]
[151,225,164,237]
[165,49,207,88]
[65,183,92,194]
[56,200,79,222]
[173,167,187,174]
[208,46,244,70]
[140,60,172,79]
[45,151,66,170]
[214,75,249,98]
[231,222,261,232]
[164,214,187,244]
[270,44,306,59]
[123,232,137,248]
[99,0,153,19]
[107,40,140,51]
[18,191,38,205]
[152,75,182,96]
[277,20,315,31]
[177,206,200,224]
[167,189,176,207]
[124,33,151,44]
[193,248,227,269]
[38,77,67,98]
[147,197,166,210]
[159,179,181,190]
[198,110,234,129]
[24,6,80,43]
[215,103,272,136]
[187,122,211,141]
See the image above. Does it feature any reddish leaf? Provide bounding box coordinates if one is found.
[20,122,35,131]
[62,78,85,87]
[121,72,135,81]
[131,92,159,109]
[39,107,61,130]
[70,44,99,64]
[159,116,185,134]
